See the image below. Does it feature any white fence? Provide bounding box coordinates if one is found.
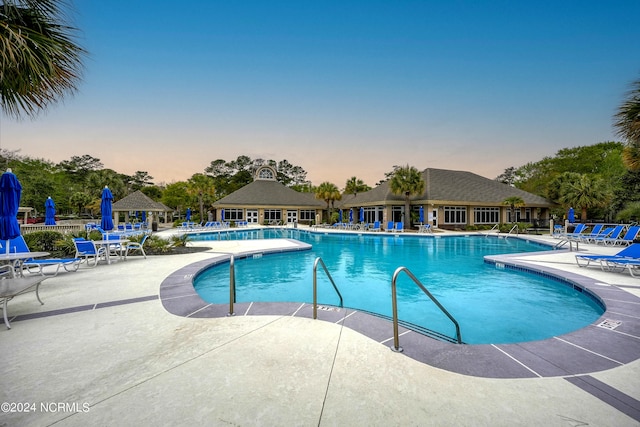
[20,223,85,235]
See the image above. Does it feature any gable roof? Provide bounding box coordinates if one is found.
[339,168,552,207]
[112,190,172,212]
[213,180,324,208]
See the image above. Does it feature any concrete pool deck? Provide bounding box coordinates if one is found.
[2,227,640,426]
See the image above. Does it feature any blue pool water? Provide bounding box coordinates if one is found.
[191,229,604,344]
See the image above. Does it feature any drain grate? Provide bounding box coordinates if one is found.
[597,319,622,330]
[317,305,341,312]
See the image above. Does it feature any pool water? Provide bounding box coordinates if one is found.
[191,229,604,344]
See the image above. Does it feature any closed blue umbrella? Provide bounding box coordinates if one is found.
[349,209,353,223]
[141,211,146,222]
[568,207,575,223]
[100,186,114,231]
[0,169,22,253]
[359,207,364,222]
[338,210,342,222]
[44,196,56,225]
[419,206,424,224]
[221,209,225,221]
[186,208,191,221]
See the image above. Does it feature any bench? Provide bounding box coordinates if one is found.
[0,276,48,329]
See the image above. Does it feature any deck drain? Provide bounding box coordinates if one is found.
[317,305,341,312]
[597,319,622,330]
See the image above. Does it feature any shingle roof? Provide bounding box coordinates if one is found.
[339,168,552,207]
[213,180,325,208]
[112,190,172,212]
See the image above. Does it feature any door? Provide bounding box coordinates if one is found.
[287,210,297,224]
[246,209,258,224]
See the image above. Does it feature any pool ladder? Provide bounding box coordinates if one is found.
[391,267,462,352]
[312,257,343,319]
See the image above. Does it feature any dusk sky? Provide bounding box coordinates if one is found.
[2,1,639,188]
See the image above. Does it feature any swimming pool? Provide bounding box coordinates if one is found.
[191,229,604,344]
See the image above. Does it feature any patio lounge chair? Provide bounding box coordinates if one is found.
[591,225,625,245]
[395,222,404,232]
[569,224,604,243]
[6,236,81,277]
[369,221,381,232]
[554,223,587,239]
[604,258,640,278]
[575,243,640,269]
[385,221,395,232]
[73,238,106,267]
[602,225,640,246]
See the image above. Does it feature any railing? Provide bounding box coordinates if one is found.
[227,255,236,316]
[484,224,500,237]
[312,257,343,319]
[390,267,462,352]
[21,224,84,235]
[506,224,519,237]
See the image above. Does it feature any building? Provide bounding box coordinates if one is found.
[338,168,553,229]
[213,166,554,229]
[213,165,325,225]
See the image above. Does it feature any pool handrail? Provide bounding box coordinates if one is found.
[228,255,236,316]
[391,266,462,351]
[313,257,344,319]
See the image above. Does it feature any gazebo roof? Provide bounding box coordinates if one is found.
[112,190,172,212]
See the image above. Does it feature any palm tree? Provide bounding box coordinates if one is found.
[344,176,371,197]
[614,77,640,171]
[559,174,609,221]
[502,196,525,223]
[0,0,86,118]
[315,181,341,222]
[389,165,425,230]
[186,174,216,222]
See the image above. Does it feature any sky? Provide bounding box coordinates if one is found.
[2,0,639,188]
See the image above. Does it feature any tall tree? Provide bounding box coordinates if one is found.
[502,196,525,223]
[614,77,640,171]
[389,165,425,230]
[344,176,371,196]
[559,174,609,221]
[0,0,86,118]
[186,173,215,222]
[315,182,341,222]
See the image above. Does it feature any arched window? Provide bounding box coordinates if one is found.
[256,166,276,181]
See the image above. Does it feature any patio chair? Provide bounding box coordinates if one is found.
[73,238,106,267]
[6,236,81,277]
[385,221,395,232]
[575,243,640,269]
[602,225,640,246]
[125,234,149,259]
[369,221,381,232]
[553,223,587,239]
[604,258,640,278]
[569,224,604,243]
[591,225,625,245]
[395,222,404,232]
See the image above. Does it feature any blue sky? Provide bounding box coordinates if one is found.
[3,0,639,188]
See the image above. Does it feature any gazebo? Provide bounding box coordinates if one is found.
[111,190,173,230]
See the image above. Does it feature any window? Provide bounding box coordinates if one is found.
[473,207,500,224]
[263,209,281,221]
[225,208,243,221]
[258,167,274,180]
[443,206,467,224]
[299,210,315,220]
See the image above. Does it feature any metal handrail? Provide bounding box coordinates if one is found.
[506,224,519,237]
[391,266,462,352]
[484,224,500,237]
[227,255,236,316]
[312,257,343,319]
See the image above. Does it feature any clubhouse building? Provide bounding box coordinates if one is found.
[213,165,553,230]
